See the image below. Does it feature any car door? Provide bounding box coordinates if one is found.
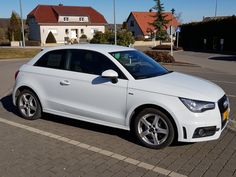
[58,49,128,127]
[32,49,71,112]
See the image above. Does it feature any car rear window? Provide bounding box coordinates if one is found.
[35,50,66,70]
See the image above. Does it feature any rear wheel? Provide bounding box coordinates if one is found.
[133,108,175,149]
[17,90,42,120]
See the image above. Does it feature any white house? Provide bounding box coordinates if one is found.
[27,4,107,45]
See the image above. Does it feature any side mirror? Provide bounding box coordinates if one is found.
[101,69,118,84]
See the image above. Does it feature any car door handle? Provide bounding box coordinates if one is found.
[60,80,70,86]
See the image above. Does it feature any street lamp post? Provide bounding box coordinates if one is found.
[113,0,117,45]
[19,0,25,47]
[170,8,175,57]
[215,0,218,17]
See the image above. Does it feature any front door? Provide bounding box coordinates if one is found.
[60,49,128,127]
[70,29,78,39]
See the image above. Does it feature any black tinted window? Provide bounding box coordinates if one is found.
[69,49,126,79]
[35,50,66,70]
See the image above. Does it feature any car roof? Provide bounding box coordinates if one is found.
[42,44,136,53]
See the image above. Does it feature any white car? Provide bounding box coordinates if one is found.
[13,44,230,149]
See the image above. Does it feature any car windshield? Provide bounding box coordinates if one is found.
[110,50,170,79]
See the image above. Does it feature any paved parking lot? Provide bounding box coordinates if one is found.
[0,51,236,177]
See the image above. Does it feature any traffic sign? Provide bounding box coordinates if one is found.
[176,27,181,33]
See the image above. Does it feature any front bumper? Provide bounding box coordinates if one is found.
[176,95,229,142]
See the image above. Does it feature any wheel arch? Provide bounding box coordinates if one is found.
[14,85,43,110]
[128,104,179,141]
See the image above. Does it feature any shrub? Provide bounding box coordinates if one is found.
[80,34,87,39]
[0,40,10,46]
[144,51,175,63]
[179,16,236,51]
[45,31,56,43]
[90,30,134,46]
[117,31,134,46]
[90,31,110,44]
[25,40,40,46]
[152,45,183,51]
[135,35,145,41]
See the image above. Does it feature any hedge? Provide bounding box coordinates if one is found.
[179,16,236,52]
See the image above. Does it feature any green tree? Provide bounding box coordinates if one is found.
[117,31,134,46]
[8,11,21,41]
[0,28,5,41]
[150,0,170,41]
[90,31,110,44]
[90,30,134,46]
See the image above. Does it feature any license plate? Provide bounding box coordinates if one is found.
[223,109,229,121]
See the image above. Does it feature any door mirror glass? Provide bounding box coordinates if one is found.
[101,70,118,83]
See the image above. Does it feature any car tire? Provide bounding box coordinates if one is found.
[133,108,175,149]
[17,89,42,120]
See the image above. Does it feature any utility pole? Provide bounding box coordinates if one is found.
[113,0,117,45]
[170,8,175,57]
[215,0,218,17]
[19,0,25,47]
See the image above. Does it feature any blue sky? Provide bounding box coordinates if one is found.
[0,0,236,24]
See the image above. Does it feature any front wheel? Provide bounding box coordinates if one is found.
[17,90,42,120]
[133,108,175,149]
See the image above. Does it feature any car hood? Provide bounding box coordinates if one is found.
[129,72,225,102]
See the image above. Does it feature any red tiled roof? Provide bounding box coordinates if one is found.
[129,12,179,35]
[27,5,107,24]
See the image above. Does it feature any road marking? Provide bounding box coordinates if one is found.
[211,80,236,85]
[0,58,29,62]
[180,70,235,76]
[0,117,187,177]
[227,94,236,98]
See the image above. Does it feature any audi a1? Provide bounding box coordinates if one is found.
[13,44,230,149]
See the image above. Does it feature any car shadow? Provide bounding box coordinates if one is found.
[0,94,194,148]
[0,94,138,145]
[0,94,19,116]
[208,56,236,61]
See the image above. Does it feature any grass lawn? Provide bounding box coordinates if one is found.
[0,48,41,59]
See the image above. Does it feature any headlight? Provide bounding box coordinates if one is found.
[180,98,215,113]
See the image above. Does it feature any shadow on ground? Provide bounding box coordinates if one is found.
[209,56,236,61]
[0,94,192,148]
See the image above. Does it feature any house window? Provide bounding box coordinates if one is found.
[132,31,135,36]
[64,17,69,21]
[79,17,84,22]
[65,29,69,35]
[91,29,99,34]
[81,29,84,34]
[130,20,134,27]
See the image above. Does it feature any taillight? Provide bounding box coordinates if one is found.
[15,70,19,80]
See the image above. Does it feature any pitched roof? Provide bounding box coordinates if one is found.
[27,5,107,24]
[128,12,179,35]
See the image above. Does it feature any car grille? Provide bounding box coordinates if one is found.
[218,95,229,129]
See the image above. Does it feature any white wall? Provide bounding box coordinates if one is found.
[39,25,105,45]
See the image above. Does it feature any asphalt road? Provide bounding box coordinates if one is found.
[0,52,235,177]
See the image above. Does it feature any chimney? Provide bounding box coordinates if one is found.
[59,3,63,6]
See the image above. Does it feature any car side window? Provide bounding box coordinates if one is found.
[69,49,127,79]
[35,50,67,70]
